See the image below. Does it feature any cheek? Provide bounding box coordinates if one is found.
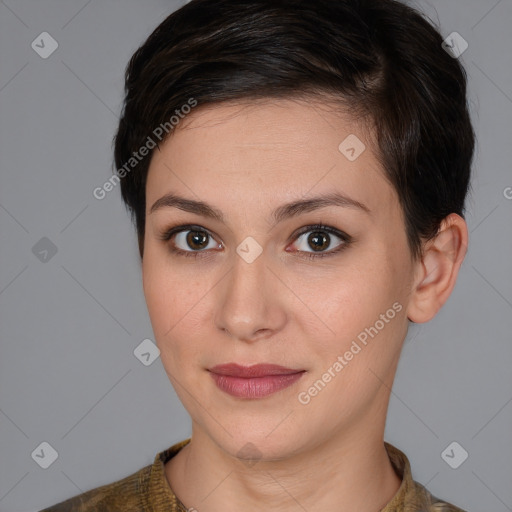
[143,256,171,330]
[142,249,209,364]
[298,268,407,419]
[142,248,185,345]
[308,260,391,330]
[303,251,407,368]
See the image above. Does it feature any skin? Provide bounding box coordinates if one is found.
[141,97,468,512]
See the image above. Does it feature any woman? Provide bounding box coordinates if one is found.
[41,0,473,510]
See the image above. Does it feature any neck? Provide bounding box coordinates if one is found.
[165,408,402,512]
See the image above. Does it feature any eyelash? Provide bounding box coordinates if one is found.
[158,223,352,261]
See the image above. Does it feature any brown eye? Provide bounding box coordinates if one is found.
[292,225,349,258]
[174,229,218,252]
[306,231,331,252]
[158,224,223,259]
[160,223,351,261]
[184,230,209,250]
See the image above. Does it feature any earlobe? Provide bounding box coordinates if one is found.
[407,213,468,323]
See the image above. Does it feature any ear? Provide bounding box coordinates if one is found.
[407,213,468,323]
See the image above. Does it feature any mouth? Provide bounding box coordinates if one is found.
[208,363,306,399]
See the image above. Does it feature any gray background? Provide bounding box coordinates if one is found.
[0,0,511,511]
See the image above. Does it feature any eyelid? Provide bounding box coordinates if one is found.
[286,224,351,257]
[159,223,352,259]
[290,223,350,244]
[158,224,219,243]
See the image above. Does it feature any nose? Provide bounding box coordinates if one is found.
[214,249,287,344]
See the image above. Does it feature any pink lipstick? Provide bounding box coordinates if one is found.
[209,363,305,399]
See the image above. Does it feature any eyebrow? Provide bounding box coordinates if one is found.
[149,191,370,226]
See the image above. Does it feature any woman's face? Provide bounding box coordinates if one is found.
[142,98,416,460]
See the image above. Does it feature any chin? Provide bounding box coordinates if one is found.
[202,417,309,463]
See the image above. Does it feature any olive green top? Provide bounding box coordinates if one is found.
[39,439,467,511]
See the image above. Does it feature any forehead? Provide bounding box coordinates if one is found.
[146,97,398,222]
[174,97,369,154]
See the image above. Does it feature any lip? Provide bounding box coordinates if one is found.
[208,363,306,399]
[210,363,304,377]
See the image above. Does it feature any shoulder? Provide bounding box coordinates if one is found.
[384,442,468,512]
[410,479,468,512]
[38,463,152,512]
[38,439,191,512]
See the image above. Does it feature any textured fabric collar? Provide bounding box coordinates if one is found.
[381,441,415,511]
[145,438,191,512]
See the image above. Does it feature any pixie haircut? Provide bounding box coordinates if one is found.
[112,0,475,260]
